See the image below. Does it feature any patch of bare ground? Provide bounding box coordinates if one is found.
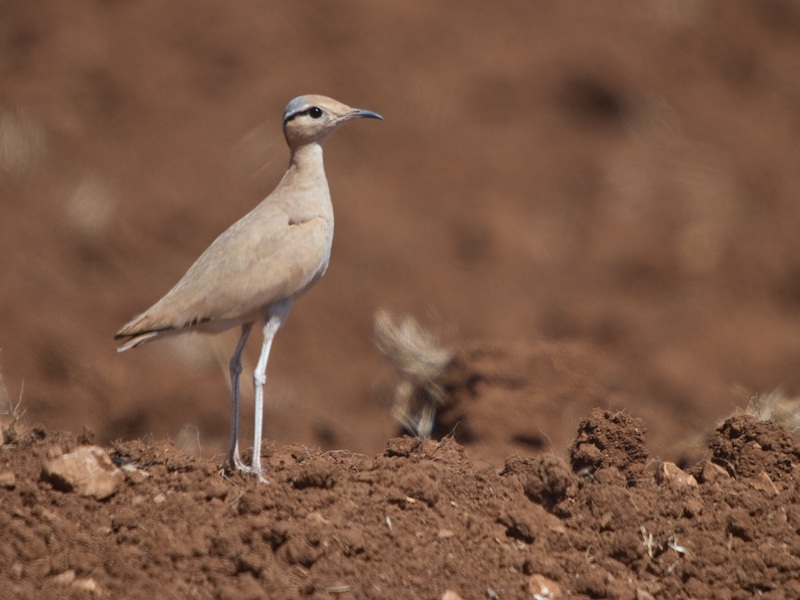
[4,1,800,598]
[2,408,799,599]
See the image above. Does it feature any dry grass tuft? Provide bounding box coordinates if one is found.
[0,354,26,446]
[739,386,800,434]
[373,310,454,439]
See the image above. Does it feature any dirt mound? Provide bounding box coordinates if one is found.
[3,411,800,599]
[707,413,800,480]
[569,408,649,484]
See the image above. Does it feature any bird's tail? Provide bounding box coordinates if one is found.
[115,330,161,352]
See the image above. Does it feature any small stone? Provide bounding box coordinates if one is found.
[41,446,124,500]
[656,462,697,488]
[306,511,332,525]
[441,591,464,600]
[750,471,779,497]
[438,529,455,539]
[153,493,167,504]
[72,577,102,595]
[52,570,76,586]
[528,574,563,599]
[700,461,730,483]
[0,469,16,489]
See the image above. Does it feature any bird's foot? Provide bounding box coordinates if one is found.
[223,451,244,473]
[225,457,269,483]
[232,453,247,472]
[236,463,268,483]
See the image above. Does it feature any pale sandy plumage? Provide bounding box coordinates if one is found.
[116,95,382,481]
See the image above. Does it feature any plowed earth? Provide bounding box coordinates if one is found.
[3,410,800,599]
[3,1,800,598]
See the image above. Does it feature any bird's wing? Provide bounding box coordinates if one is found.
[116,204,330,339]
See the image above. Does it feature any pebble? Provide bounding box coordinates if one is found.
[0,469,16,489]
[41,446,124,500]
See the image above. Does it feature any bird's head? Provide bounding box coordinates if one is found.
[283,95,382,149]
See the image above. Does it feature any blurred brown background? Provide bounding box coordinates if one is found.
[2,0,800,463]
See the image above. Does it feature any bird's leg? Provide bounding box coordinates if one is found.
[251,301,291,483]
[227,322,252,472]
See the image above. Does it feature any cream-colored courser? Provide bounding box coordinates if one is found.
[116,95,382,482]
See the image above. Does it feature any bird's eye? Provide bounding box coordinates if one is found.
[308,107,323,119]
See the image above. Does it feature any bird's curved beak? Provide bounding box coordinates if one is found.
[347,108,384,121]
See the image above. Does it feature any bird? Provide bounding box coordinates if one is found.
[115,95,382,482]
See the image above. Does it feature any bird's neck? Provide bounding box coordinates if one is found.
[270,142,332,220]
[275,142,330,207]
[288,142,325,178]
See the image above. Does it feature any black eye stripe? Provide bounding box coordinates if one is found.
[284,106,324,123]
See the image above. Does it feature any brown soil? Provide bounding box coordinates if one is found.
[3,0,800,598]
[4,411,800,599]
